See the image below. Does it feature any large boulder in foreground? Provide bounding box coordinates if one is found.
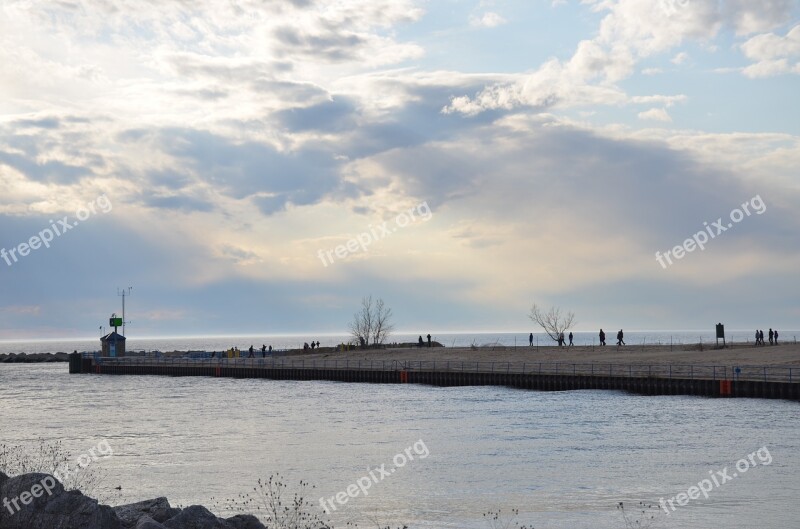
[114,497,181,528]
[0,473,119,529]
[136,515,168,529]
[162,505,234,529]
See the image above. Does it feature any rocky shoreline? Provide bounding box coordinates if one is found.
[0,472,265,529]
[0,352,71,363]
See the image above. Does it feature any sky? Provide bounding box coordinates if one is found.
[0,0,799,339]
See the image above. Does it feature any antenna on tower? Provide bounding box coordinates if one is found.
[117,287,133,336]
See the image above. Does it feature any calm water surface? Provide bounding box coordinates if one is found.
[0,364,798,528]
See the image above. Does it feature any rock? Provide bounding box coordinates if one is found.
[0,472,120,529]
[0,353,69,363]
[225,514,266,529]
[162,505,234,529]
[114,497,181,528]
[137,515,168,529]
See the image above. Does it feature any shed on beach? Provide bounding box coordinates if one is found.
[101,332,126,357]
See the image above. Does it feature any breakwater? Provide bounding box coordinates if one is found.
[68,354,800,401]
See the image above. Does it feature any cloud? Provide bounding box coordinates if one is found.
[0,0,798,335]
[442,0,799,116]
[145,128,347,208]
[274,97,358,133]
[631,95,687,107]
[671,52,689,64]
[470,12,508,28]
[638,108,673,122]
[740,24,800,77]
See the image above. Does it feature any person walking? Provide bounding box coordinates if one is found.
[599,329,606,346]
[248,345,254,358]
[617,329,625,346]
[529,333,533,347]
[760,330,765,346]
[774,330,779,345]
[568,332,574,346]
[755,329,760,346]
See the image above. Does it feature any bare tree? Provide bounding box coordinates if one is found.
[349,296,394,347]
[349,296,372,347]
[372,297,394,346]
[529,304,576,343]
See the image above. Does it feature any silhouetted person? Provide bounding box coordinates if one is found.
[568,332,574,346]
[311,341,316,350]
[268,345,272,354]
[755,329,760,346]
[760,330,765,346]
[427,334,432,347]
[248,345,254,358]
[617,329,625,346]
[418,336,424,348]
[211,351,216,358]
[599,329,606,346]
[774,330,779,344]
[529,333,533,346]
[304,342,309,351]
[316,341,320,349]
[769,329,774,345]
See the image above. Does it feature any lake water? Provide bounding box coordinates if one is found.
[0,364,798,528]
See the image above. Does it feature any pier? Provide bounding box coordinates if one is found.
[69,353,800,401]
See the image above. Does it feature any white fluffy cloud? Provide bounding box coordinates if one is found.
[740,24,800,77]
[470,12,507,28]
[638,108,673,122]
[443,0,797,115]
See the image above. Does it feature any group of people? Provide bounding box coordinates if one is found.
[755,329,779,346]
[529,332,573,347]
[598,329,625,346]
[556,332,573,347]
[303,341,322,351]
[418,334,432,347]
[527,329,626,347]
[246,344,274,357]
[212,344,273,358]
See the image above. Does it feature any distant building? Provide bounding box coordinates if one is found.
[101,332,126,357]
